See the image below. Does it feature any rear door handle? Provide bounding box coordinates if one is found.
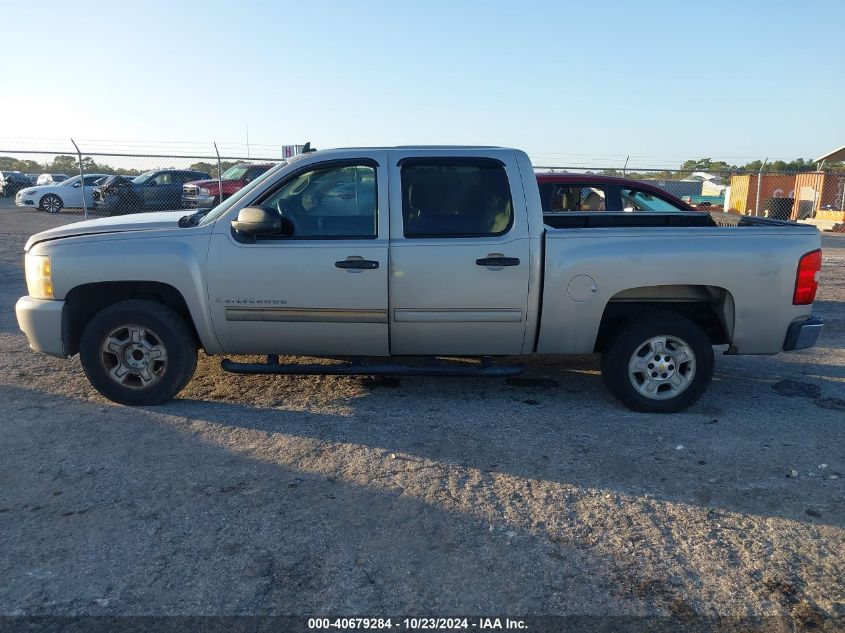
[476,257,520,267]
[335,259,379,270]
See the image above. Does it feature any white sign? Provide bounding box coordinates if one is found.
[282,145,305,159]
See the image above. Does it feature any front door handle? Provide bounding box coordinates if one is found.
[335,259,379,270]
[476,256,520,267]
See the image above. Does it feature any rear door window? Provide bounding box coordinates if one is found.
[400,158,513,237]
[546,185,607,212]
[153,172,173,186]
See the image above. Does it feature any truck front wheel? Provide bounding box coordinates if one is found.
[79,299,197,406]
[601,315,714,413]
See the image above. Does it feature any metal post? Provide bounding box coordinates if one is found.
[622,155,629,176]
[840,175,845,213]
[214,142,223,206]
[754,157,767,217]
[70,138,87,220]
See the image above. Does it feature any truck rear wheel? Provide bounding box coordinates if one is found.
[601,315,714,413]
[79,299,197,406]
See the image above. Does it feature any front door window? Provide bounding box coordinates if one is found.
[258,164,377,238]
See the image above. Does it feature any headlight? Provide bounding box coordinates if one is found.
[25,254,53,299]
[199,187,211,196]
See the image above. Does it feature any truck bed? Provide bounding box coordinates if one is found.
[537,210,820,356]
[542,211,801,230]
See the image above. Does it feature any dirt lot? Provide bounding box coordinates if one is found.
[0,199,843,626]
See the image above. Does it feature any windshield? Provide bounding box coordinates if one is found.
[220,165,250,180]
[620,188,685,212]
[59,175,82,187]
[132,171,155,184]
[198,161,287,226]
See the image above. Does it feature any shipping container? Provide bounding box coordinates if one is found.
[728,174,796,216]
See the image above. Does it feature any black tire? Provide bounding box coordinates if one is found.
[79,299,197,406]
[601,315,714,413]
[39,194,63,213]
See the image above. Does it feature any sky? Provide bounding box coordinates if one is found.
[2,0,844,168]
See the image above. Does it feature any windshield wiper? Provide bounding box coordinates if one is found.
[178,208,210,228]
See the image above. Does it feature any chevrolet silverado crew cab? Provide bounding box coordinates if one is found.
[16,147,823,413]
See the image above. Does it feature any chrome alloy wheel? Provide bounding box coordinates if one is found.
[627,335,696,400]
[100,324,168,389]
[41,194,62,213]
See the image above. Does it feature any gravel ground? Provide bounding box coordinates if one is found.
[1,201,844,626]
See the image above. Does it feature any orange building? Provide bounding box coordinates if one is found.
[791,172,845,221]
[795,145,845,221]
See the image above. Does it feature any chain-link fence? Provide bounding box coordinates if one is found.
[2,146,845,222]
[0,146,284,217]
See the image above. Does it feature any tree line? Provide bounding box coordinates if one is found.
[597,157,844,180]
[0,155,244,179]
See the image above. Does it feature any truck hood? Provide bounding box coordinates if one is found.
[185,178,222,188]
[94,175,134,192]
[25,211,193,251]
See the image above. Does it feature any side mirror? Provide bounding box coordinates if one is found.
[231,206,282,237]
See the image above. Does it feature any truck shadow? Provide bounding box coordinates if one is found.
[6,338,845,532]
[171,365,845,530]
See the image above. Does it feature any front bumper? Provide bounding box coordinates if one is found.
[93,198,120,211]
[93,190,127,211]
[15,296,66,358]
[181,194,216,208]
[15,192,36,207]
[783,315,823,351]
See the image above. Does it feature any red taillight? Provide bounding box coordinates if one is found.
[793,249,822,305]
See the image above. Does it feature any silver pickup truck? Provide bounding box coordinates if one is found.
[16,147,823,412]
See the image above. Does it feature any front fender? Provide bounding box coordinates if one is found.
[33,230,222,354]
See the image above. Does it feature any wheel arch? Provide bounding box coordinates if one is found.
[63,281,203,356]
[594,284,735,352]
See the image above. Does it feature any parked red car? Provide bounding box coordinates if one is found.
[536,173,695,213]
[182,163,275,208]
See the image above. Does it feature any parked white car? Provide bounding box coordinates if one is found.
[16,174,111,213]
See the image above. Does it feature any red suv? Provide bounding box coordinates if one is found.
[182,163,275,208]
